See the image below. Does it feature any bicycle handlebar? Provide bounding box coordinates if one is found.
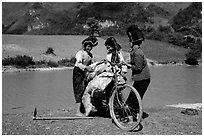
[99,59,126,67]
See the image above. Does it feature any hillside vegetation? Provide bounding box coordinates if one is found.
[2,2,202,65]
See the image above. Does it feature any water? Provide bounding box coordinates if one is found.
[144,65,202,108]
[2,69,75,114]
[2,65,202,114]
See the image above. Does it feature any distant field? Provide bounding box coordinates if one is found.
[2,35,188,63]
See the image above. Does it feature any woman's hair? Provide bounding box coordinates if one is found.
[82,36,98,48]
[126,25,144,45]
[105,37,121,51]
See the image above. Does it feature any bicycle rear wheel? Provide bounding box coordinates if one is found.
[109,84,143,131]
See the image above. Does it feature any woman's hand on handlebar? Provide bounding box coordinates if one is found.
[122,61,132,69]
[101,59,131,68]
[85,66,94,72]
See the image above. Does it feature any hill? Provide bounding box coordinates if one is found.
[3,2,191,26]
[2,2,201,65]
[2,2,76,25]
[2,2,191,35]
[142,2,191,16]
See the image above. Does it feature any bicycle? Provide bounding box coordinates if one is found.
[89,59,143,131]
[33,59,143,131]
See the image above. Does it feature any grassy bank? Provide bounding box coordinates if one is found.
[2,35,191,73]
[2,106,202,135]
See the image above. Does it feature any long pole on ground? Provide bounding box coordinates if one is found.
[33,107,94,120]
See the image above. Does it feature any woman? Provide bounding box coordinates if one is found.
[125,25,151,118]
[105,37,127,73]
[82,37,127,117]
[72,36,98,116]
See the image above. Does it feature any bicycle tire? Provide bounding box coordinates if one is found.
[109,84,143,131]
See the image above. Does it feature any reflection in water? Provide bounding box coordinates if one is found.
[2,65,202,114]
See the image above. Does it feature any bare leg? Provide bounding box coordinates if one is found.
[82,92,93,116]
[75,103,85,117]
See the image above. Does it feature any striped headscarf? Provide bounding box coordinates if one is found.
[82,36,98,48]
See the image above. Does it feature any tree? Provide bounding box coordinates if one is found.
[86,17,100,36]
[171,2,202,30]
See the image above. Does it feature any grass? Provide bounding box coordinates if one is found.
[2,34,189,68]
[103,35,188,63]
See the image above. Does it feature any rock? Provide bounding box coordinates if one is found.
[181,108,199,116]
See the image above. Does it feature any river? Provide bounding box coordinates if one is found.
[2,65,202,114]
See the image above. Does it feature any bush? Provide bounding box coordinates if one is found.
[2,55,35,68]
[15,55,35,67]
[166,33,186,47]
[100,26,120,36]
[185,57,198,65]
[185,41,201,65]
[145,30,166,41]
[58,57,76,67]
[158,25,173,34]
[69,56,76,65]
[144,26,155,35]
[47,60,59,67]
[145,30,191,48]
[2,56,15,66]
[44,47,56,55]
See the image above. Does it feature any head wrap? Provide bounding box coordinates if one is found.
[126,25,144,45]
[105,37,121,51]
[82,36,98,48]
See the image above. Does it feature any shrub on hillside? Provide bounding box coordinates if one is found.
[144,26,155,34]
[145,30,166,41]
[58,57,76,67]
[158,25,173,34]
[100,26,120,36]
[69,56,76,64]
[185,56,198,65]
[47,60,58,67]
[145,30,191,48]
[70,25,89,35]
[44,47,56,55]
[2,55,35,68]
[166,33,186,47]
[2,56,15,66]
[34,59,47,68]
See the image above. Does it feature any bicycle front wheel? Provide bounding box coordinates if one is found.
[109,84,143,131]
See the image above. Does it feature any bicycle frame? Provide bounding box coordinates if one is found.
[109,62,126,94]
[98,61,127,105]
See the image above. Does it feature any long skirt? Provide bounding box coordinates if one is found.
[72,67,87,103]
[126,78,150,112]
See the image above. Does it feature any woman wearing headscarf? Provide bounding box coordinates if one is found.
[82,37,127,117]
[125,25,151,118]
[126,25,150,100]
[105,37,127,73]
[72,36,98,116]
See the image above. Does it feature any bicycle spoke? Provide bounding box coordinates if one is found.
[110,84,142,131]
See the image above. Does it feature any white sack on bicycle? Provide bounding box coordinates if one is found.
[85,60,113,96]
[82,61,113,116]
[82,60,126,116]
